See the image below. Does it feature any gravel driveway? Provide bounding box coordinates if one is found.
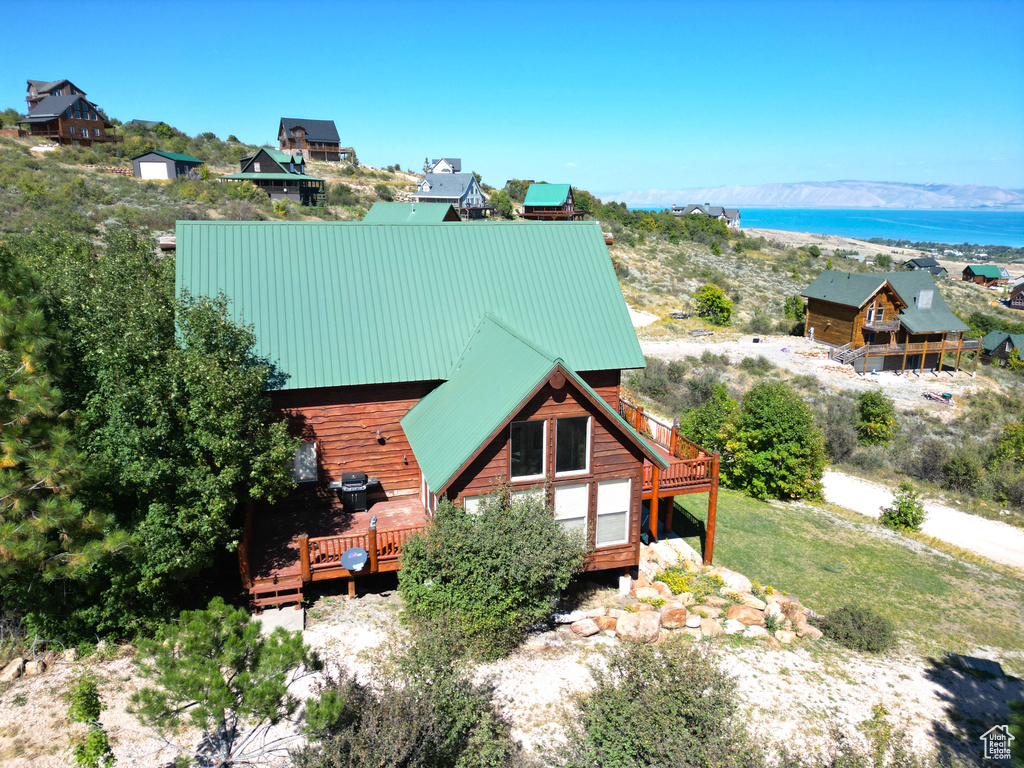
[822,470,1024,571]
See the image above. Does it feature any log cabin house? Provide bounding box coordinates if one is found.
[670,204,741,228]
[1009,283,1024,311]
[219,148,325,205]
[175,220,720,607]
[802,271,978,374]
[17,92,120,147]
[980,331,1024,367]
[962,265,1007,287]
[25,78,85,111]
[521,183,584,221]
[278,118,353,162]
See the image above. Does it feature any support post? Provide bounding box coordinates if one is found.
[368,519,379,574]
[704,453,720,565]
[921,339,927,375]
[901,340,909,374]
[649,466,661,542]
[955,334,963,376]
[347,578,356,598]
[298,534,311,583]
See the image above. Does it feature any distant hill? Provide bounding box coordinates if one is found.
[609,180,1024,209]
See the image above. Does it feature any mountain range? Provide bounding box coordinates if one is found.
[608,180,1024,209]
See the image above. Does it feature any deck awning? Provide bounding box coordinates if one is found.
[401,314,667,494]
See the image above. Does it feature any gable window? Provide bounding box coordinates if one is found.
[510,420,545,480]
[292,441,318,483]
[254,162,261,172]
[556,416,590,475]
[553,483,588,537]
[596,478,631,546]
[65,107,73,118]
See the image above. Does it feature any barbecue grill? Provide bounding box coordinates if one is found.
[339,471,368,512]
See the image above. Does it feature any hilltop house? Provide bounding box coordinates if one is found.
[410,173,492,219]
[671,204,741,228]
[219,148,325,205]
[278,118,352,162]
[176,220,720,607]
[980,331,1024,366]
[801,271,976,374]
[521,184,583,221]
[132,150,204,180]
[962,265,1007,287]
[362,201,461,223]
[17,92,119,146]
[429,158,461,174]
[25,79,85,111]
[1009,283,1024,311]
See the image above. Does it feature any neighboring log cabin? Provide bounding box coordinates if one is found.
[962,264,1007,287]
[17,89,120,147]
[219,148,325,205]
[802,271,977,374]
[175,220,720,607]
[1009,283,1024,311]
[25,78,85,111]
[278,117,353,162]
[521,183,584,220]
[980,331,1024,367]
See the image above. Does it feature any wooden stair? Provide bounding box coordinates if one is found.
[251,577,303,610]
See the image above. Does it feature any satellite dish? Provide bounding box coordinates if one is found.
[340,547,368,572]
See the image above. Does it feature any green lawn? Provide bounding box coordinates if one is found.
[672,490,1024,671]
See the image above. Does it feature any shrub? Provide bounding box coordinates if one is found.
[398,490,588,660]
[745,311,773,335]
[723,381,826,500]
[876,254,893,268]
[562,640,761,768]
[654,569,724,602]
[67,673,115,768]
[678,383,737,454]
[666,359,689,382]
[818,603,896,653]
[914,438,949,483]
[783,295,804,321]
[943,448,982,493]
[373,183,395,201]
[694,284,732,325]
[738,355,775,376]
[879,481,926,532]
[710,240,721,256]
[818,395,858,463]
[856,391,897,445]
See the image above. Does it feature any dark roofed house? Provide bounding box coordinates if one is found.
[124,119,162,130]
[430,158,461,173]
[671,203,740,228]
[26,78,85,111]
[219,147,324,205]
[903,257,938,270]
[278,118,352,162]
[801,270,977,375]
[521,183,583,221]
[1009,283,1024,311]
[980,331,1024,366]
[362,202,461,223]
[16,92,120,147]
[962,264,1007,287]
[132,150,204,180]
[410,172,493,219]
[176,220,720,608]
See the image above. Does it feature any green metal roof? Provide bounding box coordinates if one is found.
[801,271,968,334]
[362,202,460,224]
[524,183,572,206]
[965,265,1003,279]
[981,331,1024,354]
[175,221,645,391]
[218,173,323,183]
[131,150,204,163]
[401,314,666,492]
[263,147,304,165]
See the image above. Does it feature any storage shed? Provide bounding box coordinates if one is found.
[132,150,204,180]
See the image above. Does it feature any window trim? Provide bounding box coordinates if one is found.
[553,482,589,538]
[555,415,591,477]
[509,419,547,482]
[595,478,631,548]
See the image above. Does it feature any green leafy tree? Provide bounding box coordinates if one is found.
[807,245,821,257]
[942,448,982,493]
[373,183,395,201]
[489,188,516,219]
[783,295,804,321]
[398,489,588,660]
[130,598,322,766]
[709,240,722,256]
[856,390,897,445]
[875,254,893,269]
[879,481,926,532]
[996,422,1024,465]
[67,674,115,768]
[694,284,733,326]
[723,381,826,500]
[678,384,737,453]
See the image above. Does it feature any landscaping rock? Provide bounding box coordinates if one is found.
[685,613,702,629]
[633,586,661,600]
[557,627,581,644]
[0,658,25,682]
[677,592,696,606]
[635,574,651,588]
[701,618,724,638]
[775,630,797,644]
[660,600,684,613]
[62,648,79,662]
[765,602,783,618]
[704,595,729,607]
[660,608,689,630]
[797,623,824,640]
[617,611,661,643]
[596,616,618,632]
[727,604,767,627]
[523,631,563,651]
[41,651,59,668]
[585,608,607,619]
[707,567,752,593]
[691,605,722,619]
[604,630,617,638]
[772,594,798,607]
[739,593,767,610]
[723,619,745,635]
[636,603,655,612]
[743,625,770,639]
[552,610,587,625]
[681,627,703,641]
[652,581,674,598]
[571,619,600,637]
[23,660,47,676]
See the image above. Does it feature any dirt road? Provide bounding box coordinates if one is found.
[822,470,1024,571]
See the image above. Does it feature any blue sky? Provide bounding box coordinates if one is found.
[2,0,1022,197]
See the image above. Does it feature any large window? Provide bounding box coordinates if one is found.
[556,416,590,475]
[292,441,318,483]
[596,478,631,547]
[553,483,588,537]
[510,420,545,480]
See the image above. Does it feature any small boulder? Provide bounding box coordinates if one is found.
[0,658,25,683]
[636,603,655,612]
[775,630,797,644]
[23,660,47,676]
[764,602,783,619]
[62,648,79,663]
[681,627,703,641]
[635,574,651,589]
[723,619,745,635]
[797,623,823,640]
[596,615,618,632]
[707,567,752,593]
[726,604,766,627]
[557,627,581,644]
[652,581,674,598]
[607,608,630,620]
[685,613,702,629]
[692,605,722,619]
[743,625,769,639]
[552,610,587,625]
[739,593,767,610]
[660,608,689,630]
[701,618,724,638]
[633,586,661,600]
[571,619,600,637]
[617,611,661,643]
[704,595,729,607]
[585,607,607,619]
[604,630,617,638]
[772,594,797,607]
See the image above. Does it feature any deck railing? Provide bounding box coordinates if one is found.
[642,455,714,492]
[620,398,710,460]
[305,523,429,577]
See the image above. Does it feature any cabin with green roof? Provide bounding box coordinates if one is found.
[522,183,583,220]
[801,271,978,374]
[962,264,1008,288]
[176,220,720,607]
[219,147,324,205]
[980,331,1024,367]
[131,150,204,180]
[362,202,460,224]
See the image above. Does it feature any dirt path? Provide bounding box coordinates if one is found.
[822,470,1024,571]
